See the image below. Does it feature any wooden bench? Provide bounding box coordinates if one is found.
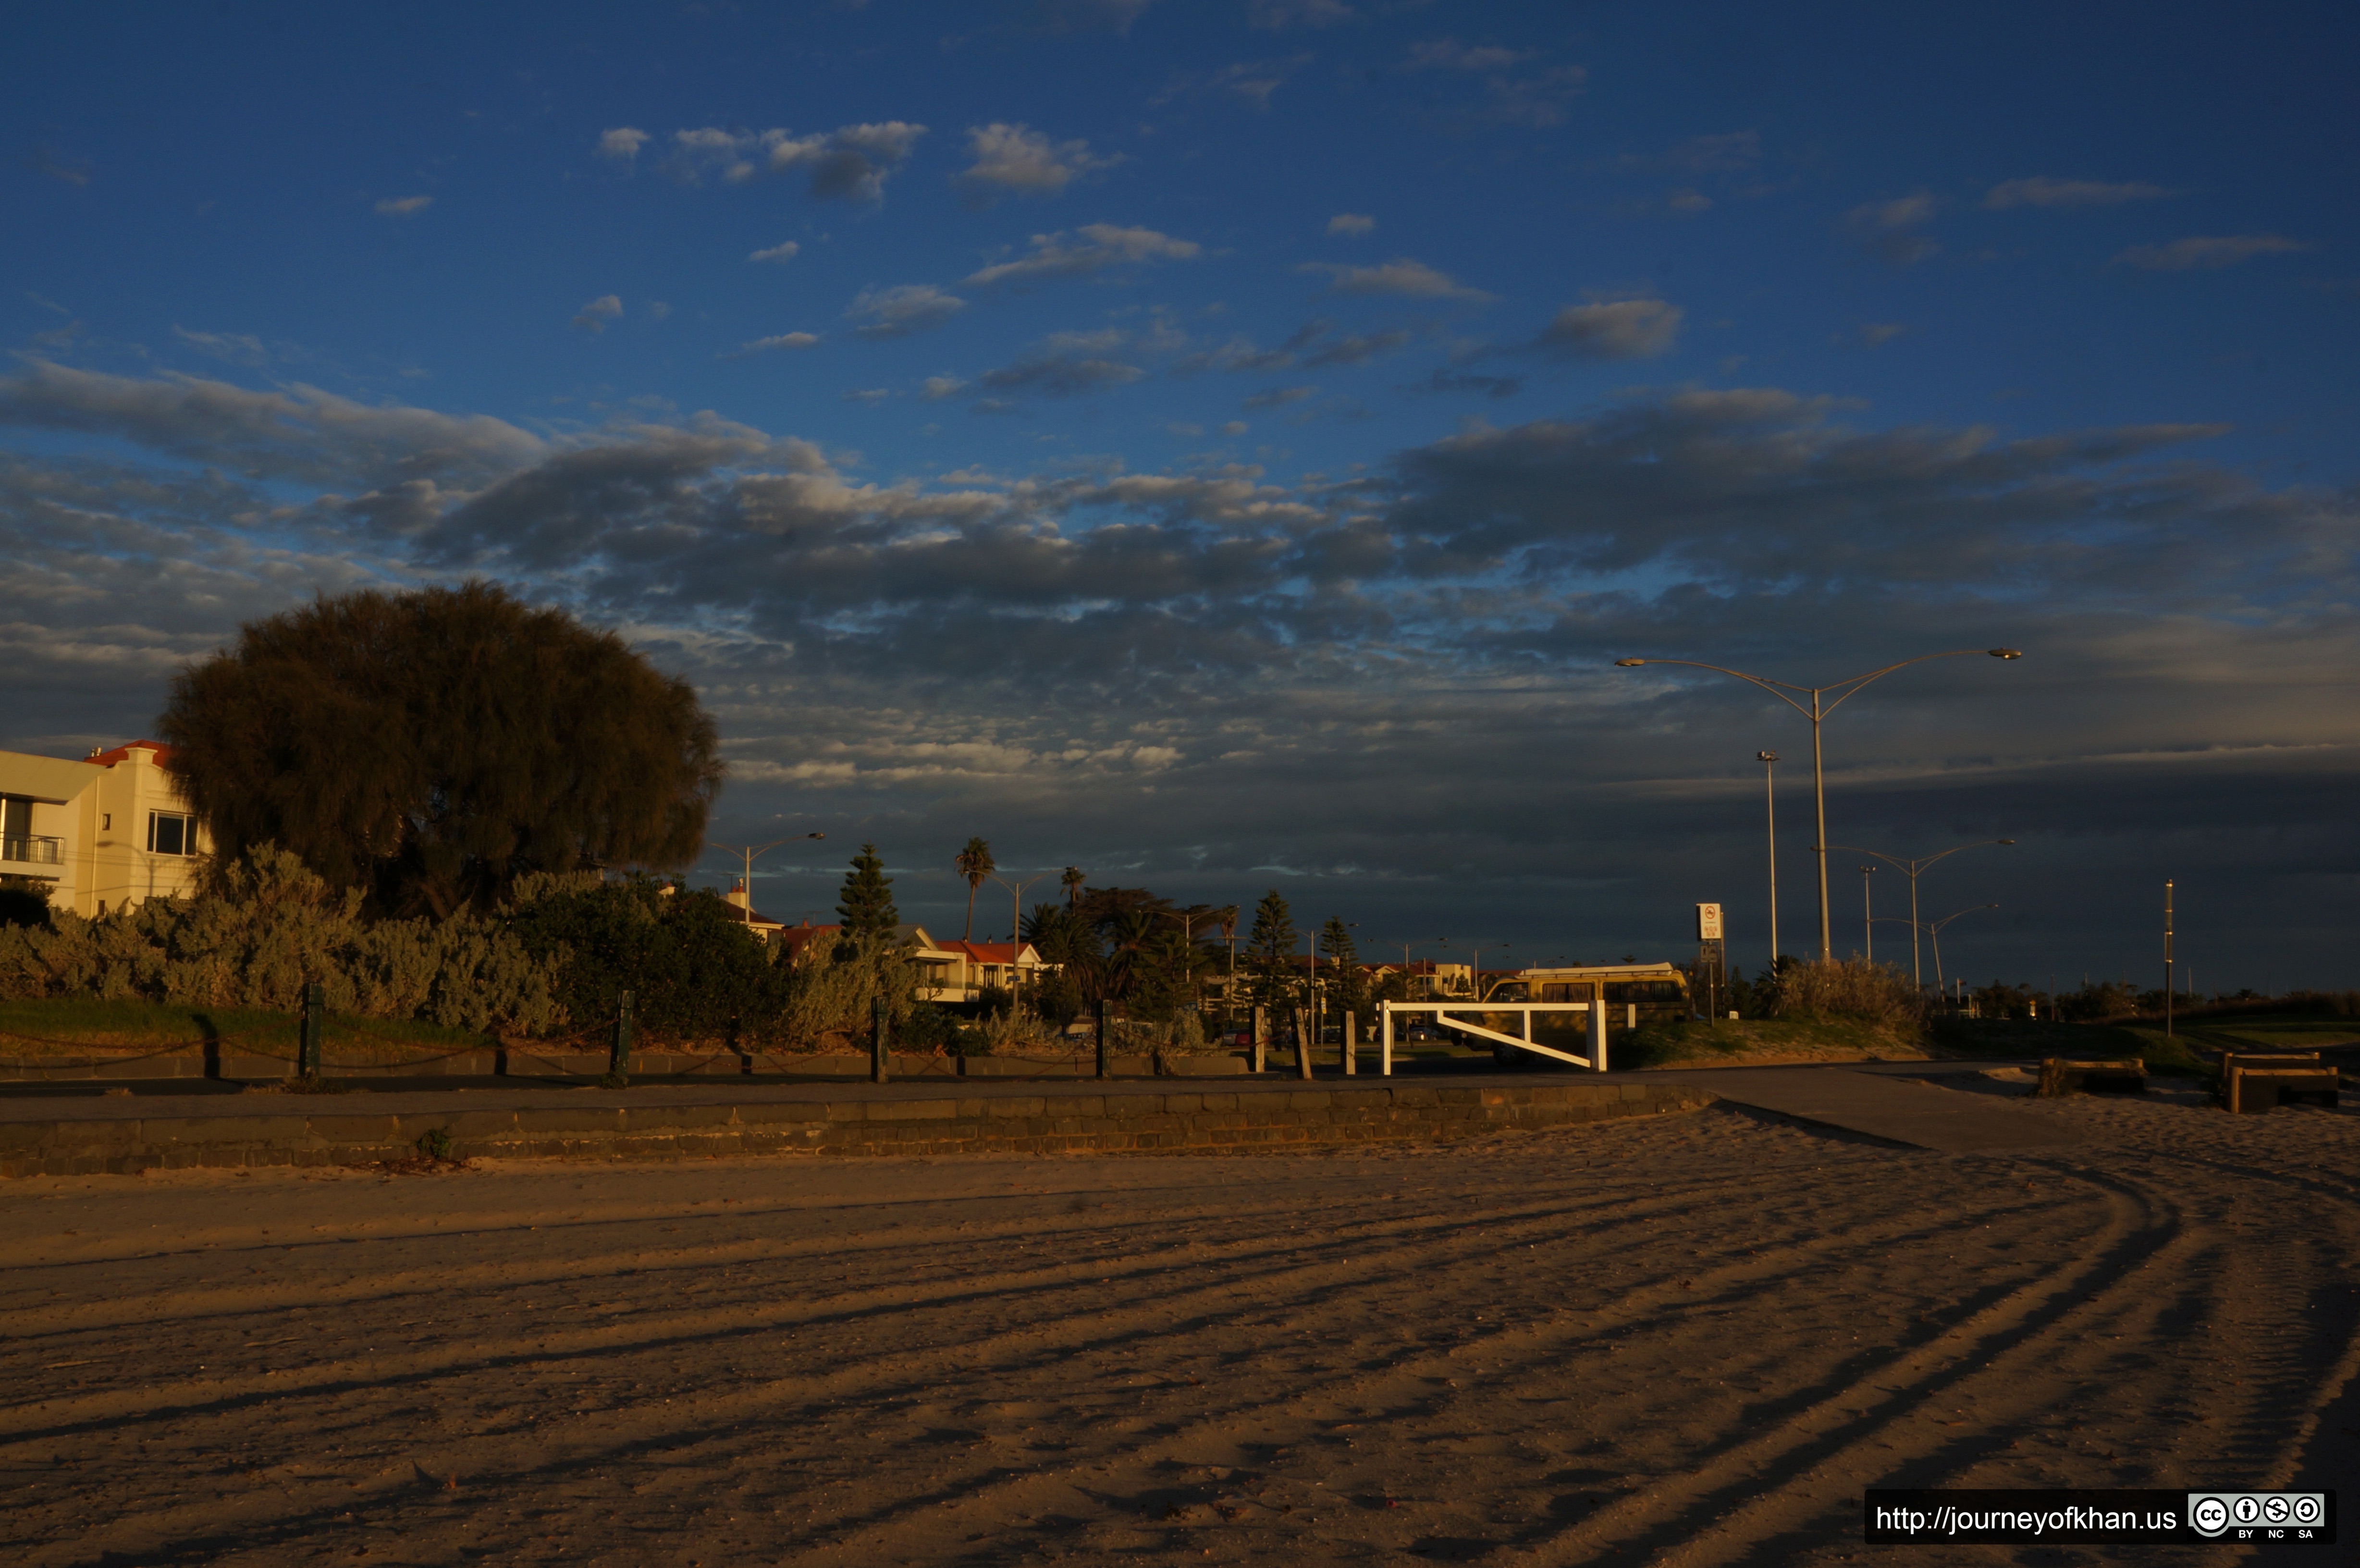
[2220,1051,2341,1114]
[2036,1057,2147,1097]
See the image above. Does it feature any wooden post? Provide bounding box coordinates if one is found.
[609,988,633,1078]
[1586,1001,1606,1073]
[1380,1003,1393,1076]
[870,995,889,1083]
[1293,1007,1314,1079]
[298,982,324,1078]
[1094,998,1110,1079]
[1343,1011,1356,1077]
[1252,1005,1267,1073]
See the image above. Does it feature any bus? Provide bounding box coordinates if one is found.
[1472,963,1694,1066]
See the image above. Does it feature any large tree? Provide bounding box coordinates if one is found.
[1246,888,1298,1009]
[954,836,995,941]
[159,581,722,918]
[836,842,899,938]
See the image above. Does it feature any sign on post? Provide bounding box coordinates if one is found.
[1696,903,1724,940]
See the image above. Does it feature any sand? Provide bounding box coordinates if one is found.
[2,1078,2354,1566]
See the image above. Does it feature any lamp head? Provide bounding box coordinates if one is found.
[1998,837,2016,845]
[1988,648,2022,659]
[1756,750,1779,763]
[1614,657,1646,667]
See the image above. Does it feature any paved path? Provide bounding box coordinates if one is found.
[1670,1062,2084,1152]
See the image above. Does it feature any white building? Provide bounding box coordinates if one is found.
[0,741,210,917]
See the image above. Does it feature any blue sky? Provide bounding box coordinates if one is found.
[6,0,2358,991]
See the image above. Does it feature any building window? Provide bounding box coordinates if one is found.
[148,811,194,857]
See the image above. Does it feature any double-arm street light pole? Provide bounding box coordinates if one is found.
[707,831,825,909]
[1825,838,2016,991]
[1756,751,1780,969]
[1614,649,2023,964]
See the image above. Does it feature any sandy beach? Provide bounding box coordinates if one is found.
[3,1076,2354,1565]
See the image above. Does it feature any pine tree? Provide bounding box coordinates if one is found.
[836,843,898,939]
[1319,916,1366,1025]
[1247,888,1297,1009]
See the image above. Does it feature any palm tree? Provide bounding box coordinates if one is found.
[1061,865,1086,909]
[955,836,996,941]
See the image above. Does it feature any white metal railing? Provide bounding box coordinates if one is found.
[1379,999,1606,1074]
[1,833,62,867]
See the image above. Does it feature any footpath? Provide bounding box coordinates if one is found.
[0,1057,2081,1177]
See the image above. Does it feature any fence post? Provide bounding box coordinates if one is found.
[298,982,324,1078]
[1587,1001,1607,1073]
[1094,998,1110,1079]
[871,995,890,1084]
[1293,1007,1313,1079]
[610,989,634,1078]
[1380,1002,1393,1077]
[1252,1004,1267,1074]
[1343,1010,1356,1077]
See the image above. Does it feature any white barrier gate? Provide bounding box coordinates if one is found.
[1378,1000,1607,1075]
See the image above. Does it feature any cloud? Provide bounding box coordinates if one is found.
[1327,213,1375,236]
[1402,40,1586,127]
[920,375,968,401]
[1300,258,1493,301]
[1652,130,1760,172]
[1536,298,1684,360]
[27,142,92,185]
[849,285,967,339]
[8,366,2353,986]
[1242,384,1315,410]
[1422,368,1524,399]
[962,224,1202,289]
[1845,193,1939,266]
[374,195,433,217]
[1250,0,1352,27]
[748,241,801,265]
[1666,188,1712,214]
[1173,320,1412,374]
[1854,322,1907,348]
[2115,234,2311,271]
[1019,0,1155,34]
[1220,419,1249,435]
[841,388,891,404]
[954,123,1121,205]
[664,122,927,202]
[725,332,823,358]
[1151,57,1309,111]
[1984,176,2174,210]
[572,295,624,333]
[171,327,272,368]
[973,330,1148,398]
[648,302,672,321]
[598,127,651,161]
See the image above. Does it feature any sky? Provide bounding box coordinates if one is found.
[4,0,2357,992]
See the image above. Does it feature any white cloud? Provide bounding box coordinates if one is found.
[849,285,968,339]
[1985,176,2175,209]
[726,332,822,358]
[2115,234,2311,271]
[1855,321,1907,348]
[1250,0,1352,27]
[1150,57,1309,112]
[1220,420,1249,435]
[666,122,927,203]
[1299,257,1493,301]
[955,123,1121,205]
[842,388,891,404]
[598,127,650,161]
[374,195,433,217]
[1327,213,1375,236]
[171,326,272,368]
[1404,39,1531,71]
[1242,384,1315,410]
[572,295,624,333]
[920,375,968,401]
[647,301,672,320]
[1666,188,1712,214]
[1536,298,1684,359]
[749,241,802,264]
[962,224,1202,289]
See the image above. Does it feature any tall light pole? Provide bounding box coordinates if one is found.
[1756,750,1780,971]
[989,872,1050,994]
[1826,838,2015,991]
[1859,865,1876,962]
[706,832,824,912]
[1923,903,1998,1001]
[1614,648,2023,963]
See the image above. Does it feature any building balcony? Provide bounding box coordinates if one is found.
[1,833,63,874]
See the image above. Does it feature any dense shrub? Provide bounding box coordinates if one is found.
[1768,958,1926,1031]
[0,846,566,1032]
[502,877,780,1043]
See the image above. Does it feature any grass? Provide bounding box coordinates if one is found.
[1610,1016,1927,1070]
[1930,1016,2211,1076]
[0,997,498,1063]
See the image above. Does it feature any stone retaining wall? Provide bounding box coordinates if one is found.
[0,1081,1713,1177]
[0,1049,1247,1081]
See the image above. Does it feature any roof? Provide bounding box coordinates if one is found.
[87,740,177,769]
[934,940,1039,964]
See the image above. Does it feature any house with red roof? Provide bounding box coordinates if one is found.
[760,913,1045,1002]
[0,740,209,917]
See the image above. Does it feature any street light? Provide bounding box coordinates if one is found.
[1614,648,2022,963]
[1756,750,1780,970]
[1921,903,1999,1002]
[988,871,1052,992]
[1859,865,1877,962]
[706,832,824,914]
[1824,838,2015,991]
